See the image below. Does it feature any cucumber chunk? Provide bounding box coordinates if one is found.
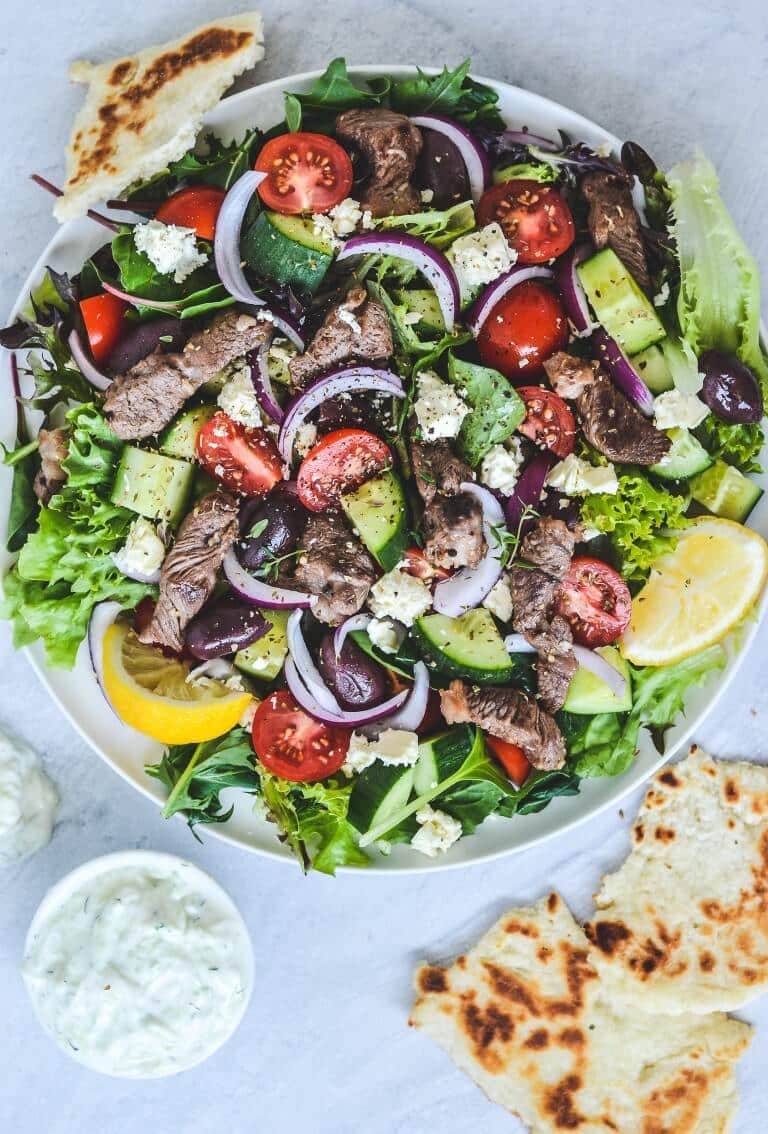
[650,428,713,481]
[578,248,665,355]
[690,459,763,522]
[632,344,674,393]
[235,609,290,682]
[563,646,632,714]
[413,609,514,684]
[341,471,409,572]
[159,404,217,460]
[348,763,415,835]
[413,726,476,795]
[241,211,333,295]
[111,445,194,525]
[394,288,445,332]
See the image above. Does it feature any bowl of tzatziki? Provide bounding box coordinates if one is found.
[21,850,254,1077]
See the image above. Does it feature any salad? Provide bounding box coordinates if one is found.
[2,60,767,873]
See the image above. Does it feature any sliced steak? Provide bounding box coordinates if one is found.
[33,427,68,504]
[581,170,651,292]
[544,351,671,466]
[520,515,578,578]
[293,510,377,626]
[105,310,272,440]
[409,437,472,505]
[288,286,393,389]
[440,680,566,770]
[335,108,423,217]
[423,491,485,570]
[138,491,240,653]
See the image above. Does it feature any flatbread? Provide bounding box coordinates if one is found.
[586,745,768,1014]
[410,893,751,1134]
[55,13,264,221]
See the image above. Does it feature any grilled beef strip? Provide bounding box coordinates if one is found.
[104,310,272,440]
[138,491,240,654]
[581,169,652,292]
[335,109,423,218]
[292,510,377,626]
[33,427,68,504]
[423,491,485,570]
[288,286,393,389]
[409,437,473,505]
[544,351,671,466]
[440,679,566,771]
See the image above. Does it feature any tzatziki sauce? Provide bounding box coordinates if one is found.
[0,728,57,865]
[23,852,253,1077]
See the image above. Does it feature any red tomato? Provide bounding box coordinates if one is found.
[196,411,284,496]
[485,735,530,787]
[557,556,632,647]
[251,689,350,782]
[155,186,226,240]
[401,546,452,582]
[254,132,354,215]
[477,280,568,380]
[516,386,576,459]
[297,428,391,512]
[79,293,128,365]
[477,180,575,263]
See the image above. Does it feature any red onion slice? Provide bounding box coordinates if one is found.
[214,170,269,307]
[102,281,181,313]
[248,341,284,424]
[554,242,594,334]
[503,634,537,654]
[410,114,489,203]
[433,483,505,617]
[336,233,460,330]
[284,657,409,727]
[223,547,312,609]
[592,329,655,416]
[334,613,372,658]
[467,266,554,337]
[88,601,123,716]
[278,367,405,463]
[572,644,628,700]
[361,661,430,737]
[504,451,554,536]
[68,328,112,391]
[287,610,343,714]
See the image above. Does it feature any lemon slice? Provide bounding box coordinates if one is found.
[102,622,253,744]
[621,517,768,667]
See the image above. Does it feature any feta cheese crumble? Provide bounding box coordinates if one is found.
[411,806,462,857]
[369,568,432,626]
[112,518,166,579]
[653,389,710,430]
[483,576,513,622]
[450,223,516,292]
[480,439,524,496]
[420,188,435,204]
[343,729,420,776]
[217,364,263,429]
[367,617,403,655]
[293,423,318,459]
[653,281,670,307]
[413,370,470,441]
[311,213,341,251]
[133,219,208,283]
[337,304,362,336]
[546,453,619,496]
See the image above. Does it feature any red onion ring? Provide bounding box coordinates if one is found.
[554,242,594,334]
[247,341,284,424]
[242,304,306,351]
[409,114,490,203]
[334,613,372,658]
[223,547,312,609]
[592,328,655,416]
[87,602,123,717]
[214,170,269,308]
[572,644,628,700]
[433,483,505,617]
[336,232,460,331]
[285,657,409,727]
[503,634,537,654]
[286,610,342,713]
[504,451,554,537]
[102,281,181,313]
[361,661,430,737]
[67,328,112,392]
[467,266,554,337]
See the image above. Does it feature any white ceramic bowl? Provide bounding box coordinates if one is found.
[2,67,767,872]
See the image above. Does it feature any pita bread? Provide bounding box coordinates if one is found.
[54,13,264,221]
[410,893,751,1134]
[586,745,768,1014]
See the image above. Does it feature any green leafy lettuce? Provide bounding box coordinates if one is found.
[390,60,504,129]
[147,728,261,831]
[259,773,369,874]
[447,354,525,466]
[378,201,476,249]
[698,416,764,475]
[111,228,232,319]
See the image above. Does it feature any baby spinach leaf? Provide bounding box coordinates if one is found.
[283,58,389,132]
[390,61,504,129]
[146,728,260,831]
[447,353,525,466]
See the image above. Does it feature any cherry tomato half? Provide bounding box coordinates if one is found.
[196,411,284,497]
[485,734,531,787]
[254,132,354,215]
[401,546,452,582]
[477,180,575,263]
[556,556,632,647]
[251,689,350,782]
[79,293,129,365]
[155,186,227,240]
[297,428,391,513]
[516,386,576,459]
[477,280,568,380]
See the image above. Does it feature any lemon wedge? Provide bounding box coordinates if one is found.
[620,517,768,667]
[102,622,253,744]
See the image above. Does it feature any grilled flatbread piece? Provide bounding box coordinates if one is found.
[411,893,750,1133]
[55,13,264,221]
[586,745,768,1014]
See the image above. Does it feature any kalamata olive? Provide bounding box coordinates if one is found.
[106,316,187,373]
[238,484,308,573]
[414,127,469,210]
[185,596,269,660]
[699,350,763,424]
[317,633,391,710]
[540,489,582,531]
[314,393,380,435]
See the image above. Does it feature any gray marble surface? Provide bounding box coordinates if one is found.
[1,2,767,1130]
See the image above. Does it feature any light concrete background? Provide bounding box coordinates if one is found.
[1,2,766,1130]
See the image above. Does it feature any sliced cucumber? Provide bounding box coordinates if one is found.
[235,609,290,682]
[413,726,476,795]
[159,404,217,460]
[413,609,514,684]
[268,212,337,255]
[650,428,713,481]
[111,445,195,525]
[192,467,219,503]
[578,248,666,356]
[394,288,445,332]
[632,344,674,393]
[690,459,763,523]
[563,646,632,714]
[241,211,333,295]
[341,471,409,572]
[348,763,415,835]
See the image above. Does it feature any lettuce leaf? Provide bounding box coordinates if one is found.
[259,772,370,874]
[147,728,261,830]
[284,58,390,133]
[378,201,476,249]
[698,416,764,475]
[390,60,504,129]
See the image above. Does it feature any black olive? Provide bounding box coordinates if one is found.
[238,485,308,574]
[699,350,763,425]
[317,632,390,710]
[185,596,269,660]
[414,127,470,210]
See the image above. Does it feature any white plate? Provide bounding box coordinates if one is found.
[2,67,767,873]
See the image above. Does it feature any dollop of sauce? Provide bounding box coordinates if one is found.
[0,728,57,865]
[23,859,252,1077]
